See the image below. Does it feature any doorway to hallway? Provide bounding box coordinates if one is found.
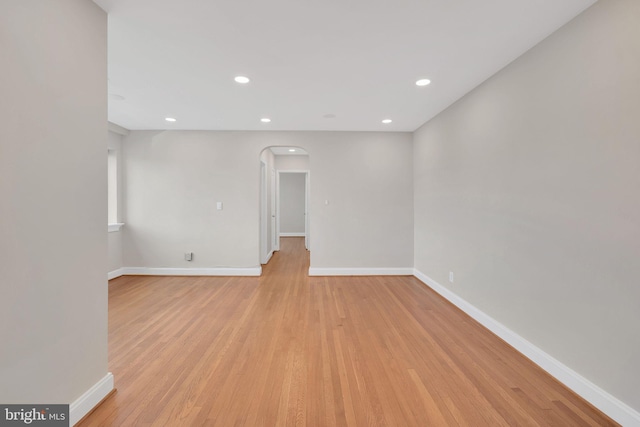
[277,170,309,250]
[259,147,310,267]
[262,236,309,276]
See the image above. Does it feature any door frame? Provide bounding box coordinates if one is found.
[276,170,310,251]
[271,168,277,252]
[259,161,269,264]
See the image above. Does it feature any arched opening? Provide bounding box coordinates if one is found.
[259,146,310,266]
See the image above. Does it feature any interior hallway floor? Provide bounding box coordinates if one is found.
[79,237,616,426]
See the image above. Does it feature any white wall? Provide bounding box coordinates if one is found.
[0,0,109,407]
[108,129,124,273]
[310,133,413,269]
[279,173,306,234]
[274,154,310,170]
[122,131,413,270]
[413,0,640,415]
[259,148,276,259]
[108,231,123,274]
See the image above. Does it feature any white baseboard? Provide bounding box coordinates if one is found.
[123,266,262,276]
[261,250,274,265]
[70,372,114,426]
[107,268,125,280]
[280,232,305,237]
[309,267,414,276]
[413,269,640,427]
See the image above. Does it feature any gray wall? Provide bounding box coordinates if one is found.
[259,148,276,259]
[413,0,640,412]
[275,154,310,170]
[276,154,310,236]
[0,0,108,403]
[279,173,306,234]
[108,130,124,273]
[122,131,414,269]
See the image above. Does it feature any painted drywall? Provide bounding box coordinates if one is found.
[108,231,123,274]
[108,130,124,273]
[107,149,117,223]
[279,173,306,234]
[259,148,276,260]
[0,0,108,404]
[122,131,413,270]
[413,0,640,413]
[274,154,310,170]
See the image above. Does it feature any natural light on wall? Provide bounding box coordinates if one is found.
[107,149,119,230]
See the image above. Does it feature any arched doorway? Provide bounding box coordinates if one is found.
[259,146,310,265]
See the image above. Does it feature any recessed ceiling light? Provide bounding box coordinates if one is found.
[165,117,177,122]
[416,78,431,86]
[261,118,271,123]
[288,149,296,152]
[234,76,250,84]
[382,119,392,124]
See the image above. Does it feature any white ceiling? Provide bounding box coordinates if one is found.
[269,147,309,156]
[95,0,596,132]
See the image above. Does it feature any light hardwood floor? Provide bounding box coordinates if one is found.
[80,237,616,426]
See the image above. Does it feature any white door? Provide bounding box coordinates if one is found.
[260,162,268,263]
[271,168,278,251]
[305,172,309,250]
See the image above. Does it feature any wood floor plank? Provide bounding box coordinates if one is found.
[79,237,618,426]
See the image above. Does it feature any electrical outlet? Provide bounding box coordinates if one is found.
[449,271,454,283]
[185,252,193,261]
